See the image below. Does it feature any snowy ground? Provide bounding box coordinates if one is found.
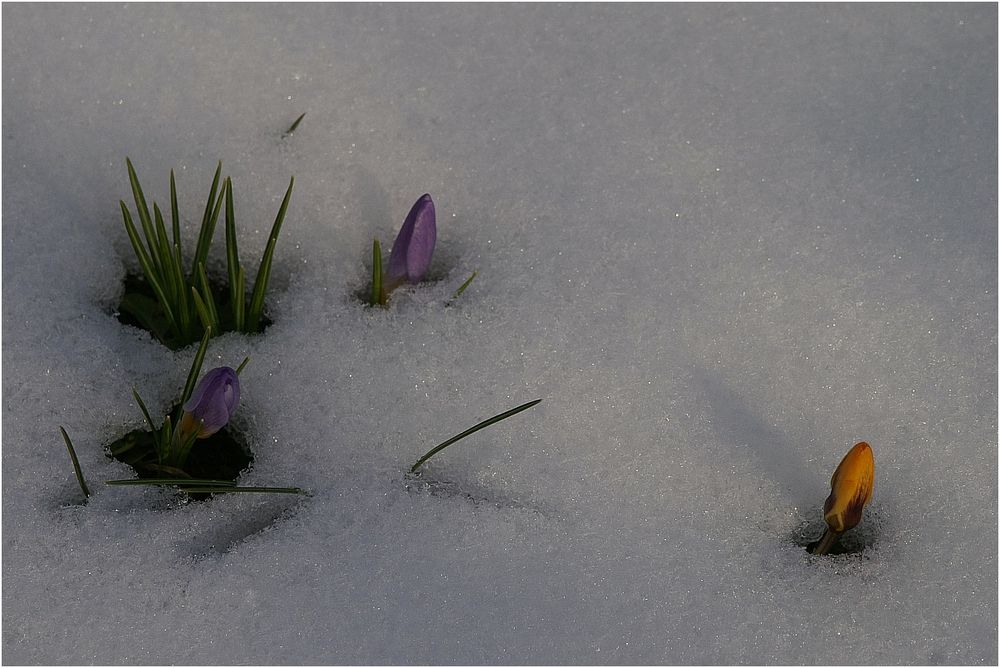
[2,4,996,664]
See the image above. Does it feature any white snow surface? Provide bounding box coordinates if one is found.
[2,4,996,665]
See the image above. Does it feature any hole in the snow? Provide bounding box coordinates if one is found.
[107,404,253,500]
[115,272,272,350]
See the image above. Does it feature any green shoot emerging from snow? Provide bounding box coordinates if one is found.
[59,426,90,500]
[118,158,294,349]
[284,113,306,136]
[368,194,477,306]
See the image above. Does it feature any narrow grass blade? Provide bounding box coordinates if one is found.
[131,388,158,435]
[172,426,201,468]
[236,357,250,375]
[224,178,243,328]
[177,486,305,495]
[247,235,277,330]
[120,202,177,333]
[158,414,173,463]
[153,204,178,304]
[106,478,233,486]
[125,157,161,276]
[170,169,181,251]
[371,239,383,306]
[248,176,294,330]
[153,203,172,274]
[452,271,478,300]
[191,161,224,285]
[191,285,214,332]
[105,479,305,495]
[172,243,192,340]
[410,398,543,473]
[284,112,306,136]
[59,427,90,498]
[196,263,220,331]
[234,264,245,331]
[180,327,212,408]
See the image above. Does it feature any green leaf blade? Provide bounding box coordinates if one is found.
[248,176,294,330]
[59,427,90,499]
[191,161,224,285]
[180,327,212,409]
[410,398,543,473]
[120,201,178,335]
[125,158,161,277]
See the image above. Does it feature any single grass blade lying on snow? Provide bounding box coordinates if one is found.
[410,398,543,473]
[59,427,90,499]
[106,477,233,486]
[177,486,305,494]
[105,478,306,495]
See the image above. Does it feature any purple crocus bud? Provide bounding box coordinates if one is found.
[178,367,240,440]
[386,194,436,288]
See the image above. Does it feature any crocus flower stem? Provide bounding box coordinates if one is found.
[224,178,244,331]
[105,478,305,495]
[811,529,841,556]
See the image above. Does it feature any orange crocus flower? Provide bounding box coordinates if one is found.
[812,441,875,555]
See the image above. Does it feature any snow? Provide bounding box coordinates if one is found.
[2,3,996,664]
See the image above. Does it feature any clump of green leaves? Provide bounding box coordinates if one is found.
[118,159,294,349]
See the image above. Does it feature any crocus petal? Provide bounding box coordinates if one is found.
[182,366,240,439]
[823,441,874,533]
[387,194,436,285]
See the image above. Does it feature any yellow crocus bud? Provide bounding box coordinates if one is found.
[812,441,875,555]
